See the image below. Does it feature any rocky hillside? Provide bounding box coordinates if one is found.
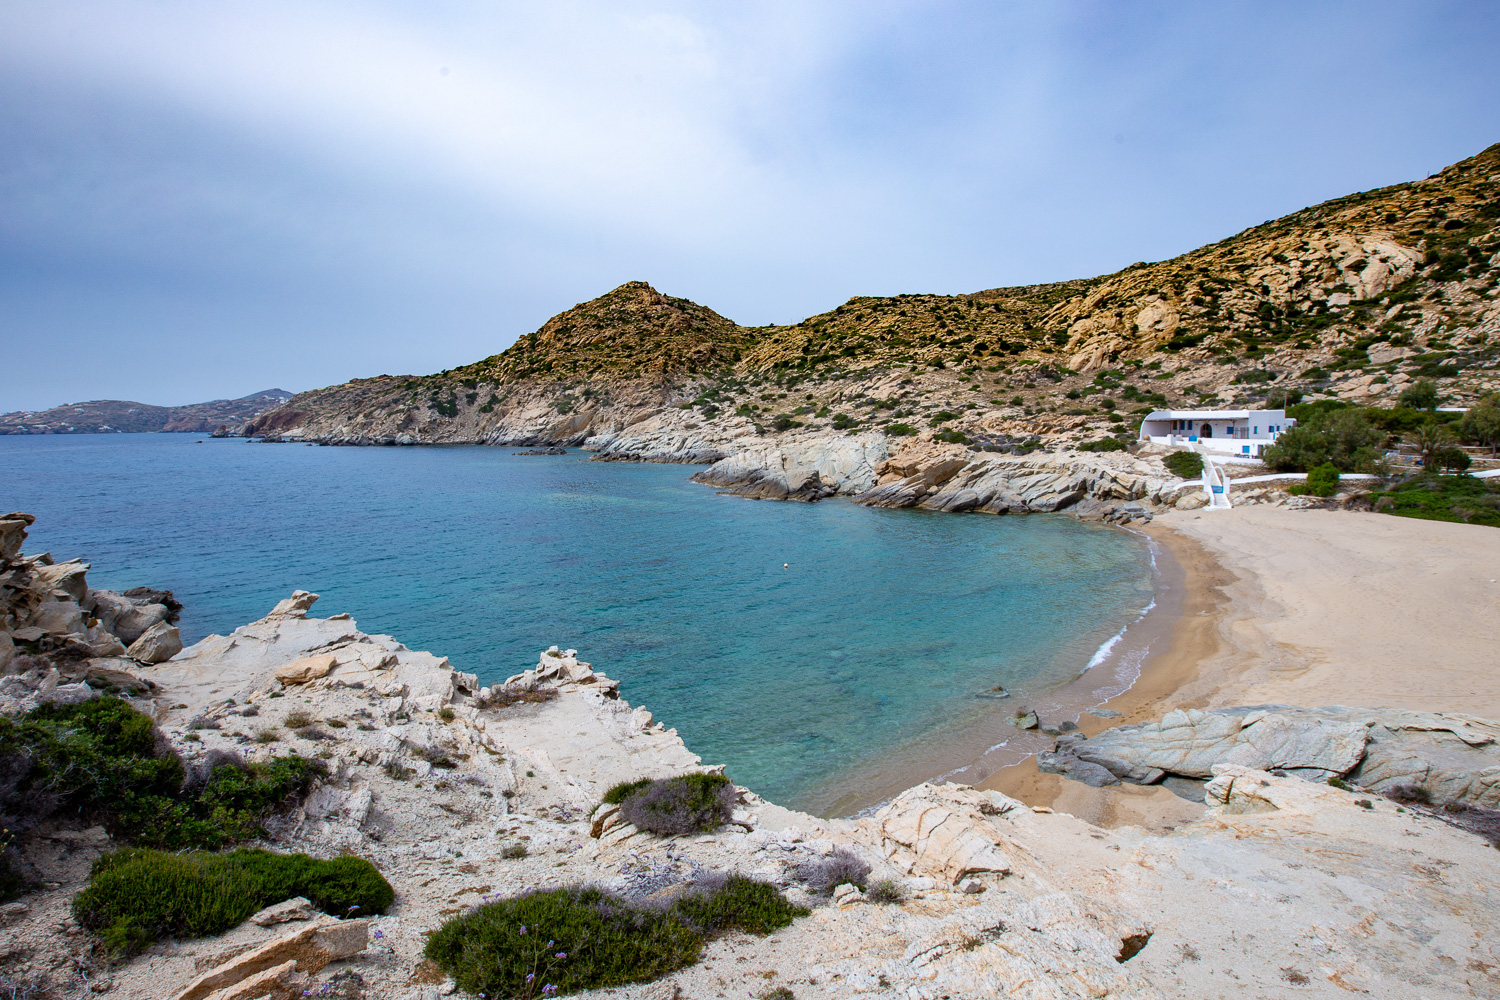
[245,142,1500,458]
[0,389,292,435]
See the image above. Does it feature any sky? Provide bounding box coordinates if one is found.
[2,2,1498,411]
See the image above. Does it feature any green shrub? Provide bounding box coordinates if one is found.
[884,423,918,437]
[933,429,971,445]
[1164,451,1204,479]
[866,878,905,904]
[1398,379,1440,410]
[426,878,805,998]
[830,413,857,430]
[771,414,802,432]
[1369,474,1500,527]
[425,886,702,997]
[72,847,393,958]
[614,774,735,836]
[0,698,323,855]
[669,874,808,936]
[1434,447,1471,472]
[1290,463,1341,497]
[602,778,654,806]
[1262,408,1385,473]
[1077,438,1126,453]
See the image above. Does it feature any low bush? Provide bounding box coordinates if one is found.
[478,685,560,709]
[884,422,918,437]
[425,886,701,997]
[425,878,805,998]
[72,847,393,958]
[1368,474,1500,527]
[830,413,857,430]
[1287,463,1340,497]
[0,698,323,864]
[865,878,906,904]
[1077,437,1126,453]
[669,873,807,936]
[613,774,736,836]
[794,848,871,895]
[1164,451,1203,479]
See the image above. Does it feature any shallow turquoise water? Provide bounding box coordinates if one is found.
[0,434,1153,813]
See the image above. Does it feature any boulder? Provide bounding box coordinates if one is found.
[0,512,34,561]
[127,621,183,663]
[266,590,320,620]
[29,599,87,638]
[249,896,316,927]
[91,591,170,644]
[171,918,368,1000]
[505,646,620,698]
[275,654,337,684]
[1042,706,1500,807]
[32,559,90,603]
[863,783,1016,884]
[212,959,308,1000]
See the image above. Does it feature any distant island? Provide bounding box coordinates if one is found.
[0,389,292,435]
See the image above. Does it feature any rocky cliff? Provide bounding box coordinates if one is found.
[3,517,1499,998]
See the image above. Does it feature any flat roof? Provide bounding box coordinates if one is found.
[1141,409,1285,421]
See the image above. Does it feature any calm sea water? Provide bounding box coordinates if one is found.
[1,434,1153,813]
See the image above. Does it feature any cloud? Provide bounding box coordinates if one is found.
[1,1,1497,409]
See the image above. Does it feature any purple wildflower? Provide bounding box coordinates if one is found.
[526,973,536,982]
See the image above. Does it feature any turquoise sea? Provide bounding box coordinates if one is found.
[0,434,1154,814]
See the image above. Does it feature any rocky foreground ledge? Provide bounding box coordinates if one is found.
[3,519,1499,998]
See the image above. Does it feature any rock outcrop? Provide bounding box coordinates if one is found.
[0,511,182,682]
[1041,705,1500,807]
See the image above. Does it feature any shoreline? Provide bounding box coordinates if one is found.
[978,516,1232,812]
[981,505,1500,818]
[813,518,1186,818]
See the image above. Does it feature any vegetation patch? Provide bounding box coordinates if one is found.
[606,774,736,836]
[72,847,393,958]
[0,697,323,893]
[1287,463,1340,497]
[1164,451,1203,479]
[1369,474,1500,527]
[794,847,871,895]
[426,877,805,998]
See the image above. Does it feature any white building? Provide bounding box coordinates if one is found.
[1138,409,1295,458]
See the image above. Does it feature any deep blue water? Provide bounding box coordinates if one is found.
[0,434,1153,813]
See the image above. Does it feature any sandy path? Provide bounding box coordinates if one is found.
[1147,505,1500,716]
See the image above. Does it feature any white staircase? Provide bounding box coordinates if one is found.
[1200,453,1232,510]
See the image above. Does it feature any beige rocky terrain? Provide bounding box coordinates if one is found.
[4,514,1500,999]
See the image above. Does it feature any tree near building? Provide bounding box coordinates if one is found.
[1460,395,1500,456]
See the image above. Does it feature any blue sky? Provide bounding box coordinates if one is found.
[2,1,1497,410]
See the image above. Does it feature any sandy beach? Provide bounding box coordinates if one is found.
[986,504,1500,815]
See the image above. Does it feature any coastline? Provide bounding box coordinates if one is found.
[976,517,1230,814]
[815,518,1184,818]
[983,504,1500,816]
